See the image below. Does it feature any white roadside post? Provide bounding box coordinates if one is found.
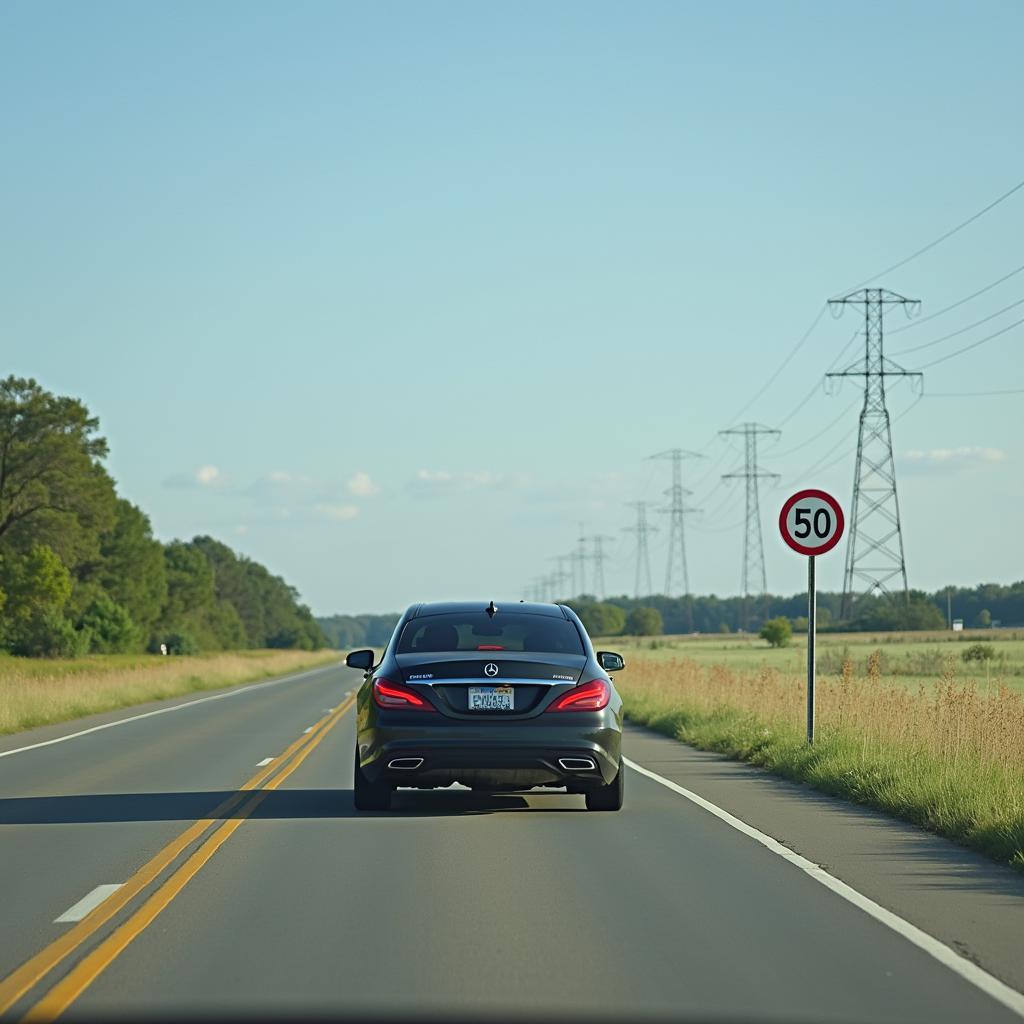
[778,489,845,744]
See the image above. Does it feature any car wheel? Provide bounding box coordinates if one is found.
[353,746,391,811]
[585,760,624,811]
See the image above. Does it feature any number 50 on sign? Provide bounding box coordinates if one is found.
[779,489,844,557]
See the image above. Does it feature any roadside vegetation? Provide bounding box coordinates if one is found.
[611,632,1024,869]
[0,377,325,659]
[0,649,338,734]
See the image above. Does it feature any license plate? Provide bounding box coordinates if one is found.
[468,685,514,711]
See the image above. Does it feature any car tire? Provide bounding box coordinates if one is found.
[585,760,624,811]
[353,747,391,811]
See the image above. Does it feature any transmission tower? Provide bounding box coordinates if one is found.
[649,449,705,598]
[547,555,571,600]
[623,502,657,599]
[826,288,922,619]
[574,521,587,597]
[721,423,780,628]
[589,535,616,600]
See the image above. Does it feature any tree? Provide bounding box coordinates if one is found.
[80,594,139,653]
[759,616,792,648]
[0,377,116,566]
[976,609,992,628]
[85,500,168,640]
[0,544,84,657]
[568,600,627,637]
[627,606,663,636]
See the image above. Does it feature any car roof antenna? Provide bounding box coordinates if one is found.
[486,600,498,618]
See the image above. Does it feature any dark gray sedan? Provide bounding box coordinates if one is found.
[346,600,625,811]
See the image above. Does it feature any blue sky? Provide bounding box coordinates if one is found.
[3,1,1022,614]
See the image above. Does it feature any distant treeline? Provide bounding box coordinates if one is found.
[317,613,401,650]
[317,581,1024,647]
[571,583,1024,636]
[0,377,324,657]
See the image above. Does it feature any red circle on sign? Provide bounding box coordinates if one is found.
[779,489,845,556]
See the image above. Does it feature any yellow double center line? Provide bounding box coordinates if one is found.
[0,694,355,1022]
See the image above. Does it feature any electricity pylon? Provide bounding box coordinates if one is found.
[623,501,657,599]
[546,556,571,600]
[826,288,921,619]
[574,522,587,597]
[721,423,780,629]
[589,535,616,600]
[649,448,705,598]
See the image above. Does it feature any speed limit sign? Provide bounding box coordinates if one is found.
[779,489,845,556]
[779,488,845,746]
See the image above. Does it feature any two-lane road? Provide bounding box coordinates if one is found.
[1,661,1022,1022]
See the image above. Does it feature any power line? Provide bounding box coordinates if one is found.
[888,260,1024,335]
[836,175,1024,294]
[774,397,860,459]
[925,387,1024,397]
[725,305,828,425]
[890,295,1024,356]
[913,313,1024,370]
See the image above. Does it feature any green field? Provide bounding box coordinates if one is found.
[603,628,1024,691]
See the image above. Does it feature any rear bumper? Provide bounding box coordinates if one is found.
[359,716,622,789]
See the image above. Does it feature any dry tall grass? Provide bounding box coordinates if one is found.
[619,654,1024,868]
[0,649,339,735]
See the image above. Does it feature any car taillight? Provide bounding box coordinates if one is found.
[545,678,610,712]
[372,678,436,711]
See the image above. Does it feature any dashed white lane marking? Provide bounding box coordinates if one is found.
[54,884,123,924]
[323,708,334,713]
[303,727,314,734]
[623,757,1024,1019]
[256,757,274,767]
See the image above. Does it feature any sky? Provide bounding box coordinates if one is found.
[2,1,1023,615]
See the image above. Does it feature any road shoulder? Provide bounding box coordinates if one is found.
[623,722,1024,995]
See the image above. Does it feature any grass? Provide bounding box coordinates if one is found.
[607,628,1024,691]
[0,649,339,735]
[614,645,1024,869]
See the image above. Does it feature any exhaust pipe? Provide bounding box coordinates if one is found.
[558,757,597,772]
[387,757,424,770]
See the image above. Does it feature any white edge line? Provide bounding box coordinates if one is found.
[0,663,342,761]
[54,883,123,924]
[622,757,1024,1020]
[255,757,274,767]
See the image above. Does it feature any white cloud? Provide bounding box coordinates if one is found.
[163,465,227,489]
[314,503,359,522]
[903,446,1007,471]
[407,469,503,496]
[347,471,379,497]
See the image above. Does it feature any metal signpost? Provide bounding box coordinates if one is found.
[778,489,845,744]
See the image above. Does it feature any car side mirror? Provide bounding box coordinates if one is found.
[345,649,375,672]
[597,651,625,673]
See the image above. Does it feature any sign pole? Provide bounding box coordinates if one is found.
[779,488,843,746]
[806,554,816,745]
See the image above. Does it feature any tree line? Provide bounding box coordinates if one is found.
[316,581,1024,648]
[0,377,324,657]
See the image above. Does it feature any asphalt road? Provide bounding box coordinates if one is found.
[1,660,1022,1023]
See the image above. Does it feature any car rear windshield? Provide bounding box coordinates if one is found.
[397,613,585,655]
